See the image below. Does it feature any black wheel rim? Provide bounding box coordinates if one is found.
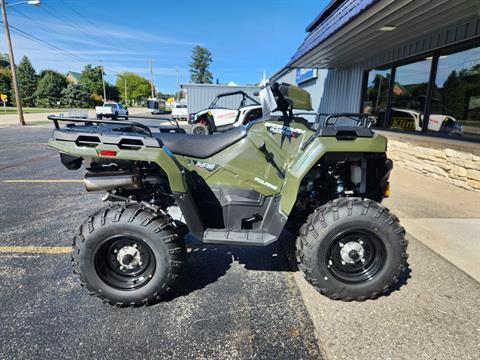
[94,235,156,290]
[325,228,386,284]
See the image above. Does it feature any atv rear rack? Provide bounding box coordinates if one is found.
[48,115,154,136]
[47,114,184,137]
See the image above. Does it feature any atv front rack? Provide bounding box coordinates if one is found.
[320,113,376,128]
[294,112,376,128]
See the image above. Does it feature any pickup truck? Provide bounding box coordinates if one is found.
[171,104,188,121]
[95,102,129,120]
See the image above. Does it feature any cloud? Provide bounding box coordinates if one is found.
[1,10,200,91]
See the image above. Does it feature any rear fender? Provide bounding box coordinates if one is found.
[47,139,187,193]
[279,134,388,215]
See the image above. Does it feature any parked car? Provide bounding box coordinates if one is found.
[171,104,188,121]
[390,108,463,135]
[95,102,129,120]
[188,91,262,135]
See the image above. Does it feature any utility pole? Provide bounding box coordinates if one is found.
[176,65,179,98]
[124,79,128,106]
[1,0,25,126]
[149,60,155,98]
[100,63,106,102]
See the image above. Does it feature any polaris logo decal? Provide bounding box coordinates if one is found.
[192,160,217,172]
[254,177,278,191]
[265,122,305,138]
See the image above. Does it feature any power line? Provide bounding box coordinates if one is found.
[41,2,101,46]
[8,23,89,63]
[1,17,119,75]
[58,0,98,30]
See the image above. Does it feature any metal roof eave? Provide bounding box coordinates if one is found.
[291,0,378,67]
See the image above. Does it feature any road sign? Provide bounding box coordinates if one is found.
[0,94,7,101]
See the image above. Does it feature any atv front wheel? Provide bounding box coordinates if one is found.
[296,198,407,301]
[72,204,185,306]
[191,123,209,135]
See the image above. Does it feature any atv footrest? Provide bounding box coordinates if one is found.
[203,229,276,246]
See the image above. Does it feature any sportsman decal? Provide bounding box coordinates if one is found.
[265,122,305,138]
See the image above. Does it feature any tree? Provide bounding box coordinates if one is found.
[155,91,174,100]
[61,83,90,108]
[189,46,213,84]
[0,68,12,105]
[106,83,120,102]
[115,72,151,104]
[17,56,37,107]
[34,70,67,107]
[0,53,9,68]
[79,64,104,104]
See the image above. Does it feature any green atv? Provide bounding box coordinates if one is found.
[47,83,407,306]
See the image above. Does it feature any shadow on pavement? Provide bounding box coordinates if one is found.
[161,235,295,303]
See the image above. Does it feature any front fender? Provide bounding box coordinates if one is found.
[279,134,388,215]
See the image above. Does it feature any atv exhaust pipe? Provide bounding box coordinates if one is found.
[84,172,142,192]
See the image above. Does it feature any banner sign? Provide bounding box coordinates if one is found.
[296,68,317,84]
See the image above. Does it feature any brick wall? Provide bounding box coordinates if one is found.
[377,131,480,191]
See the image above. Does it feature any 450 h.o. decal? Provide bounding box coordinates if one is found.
[265,122,305,138]
[191,160,217,172]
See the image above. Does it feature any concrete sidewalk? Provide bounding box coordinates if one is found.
[292,166,480,360]
[384,166,480,281]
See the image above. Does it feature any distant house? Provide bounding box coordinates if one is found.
[66,71,81,84]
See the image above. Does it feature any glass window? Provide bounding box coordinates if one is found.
[362,69,391,127]
[390,58,432,131]
[430,46,480,139]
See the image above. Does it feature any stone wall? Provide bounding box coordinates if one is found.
[377,131,480,191]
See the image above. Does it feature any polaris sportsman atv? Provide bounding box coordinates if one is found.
[47,83,407,306]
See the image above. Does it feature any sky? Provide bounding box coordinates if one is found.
[0,0,329,94]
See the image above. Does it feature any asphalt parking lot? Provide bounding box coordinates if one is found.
[0,125,321,359]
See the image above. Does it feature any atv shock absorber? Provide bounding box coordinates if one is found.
[335,162,348,196]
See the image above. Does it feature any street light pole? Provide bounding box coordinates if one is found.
[1,0,25,125]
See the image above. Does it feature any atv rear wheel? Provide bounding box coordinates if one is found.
[191,123,209,135]
[72,204,185,306]
[296,198,407,301]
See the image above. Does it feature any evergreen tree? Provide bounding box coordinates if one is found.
[61,83,90,108]
[0,53,9,68]
[17,56,37,107]
[106,83,120,102]
[0,68,12,105]
[34,70,68,107]
[189,46,213,84]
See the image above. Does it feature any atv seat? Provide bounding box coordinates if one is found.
[156,126,247,159]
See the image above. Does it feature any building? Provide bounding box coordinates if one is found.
[272,0,480,191]
[66,71,81,84]
[180,83,260,114]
